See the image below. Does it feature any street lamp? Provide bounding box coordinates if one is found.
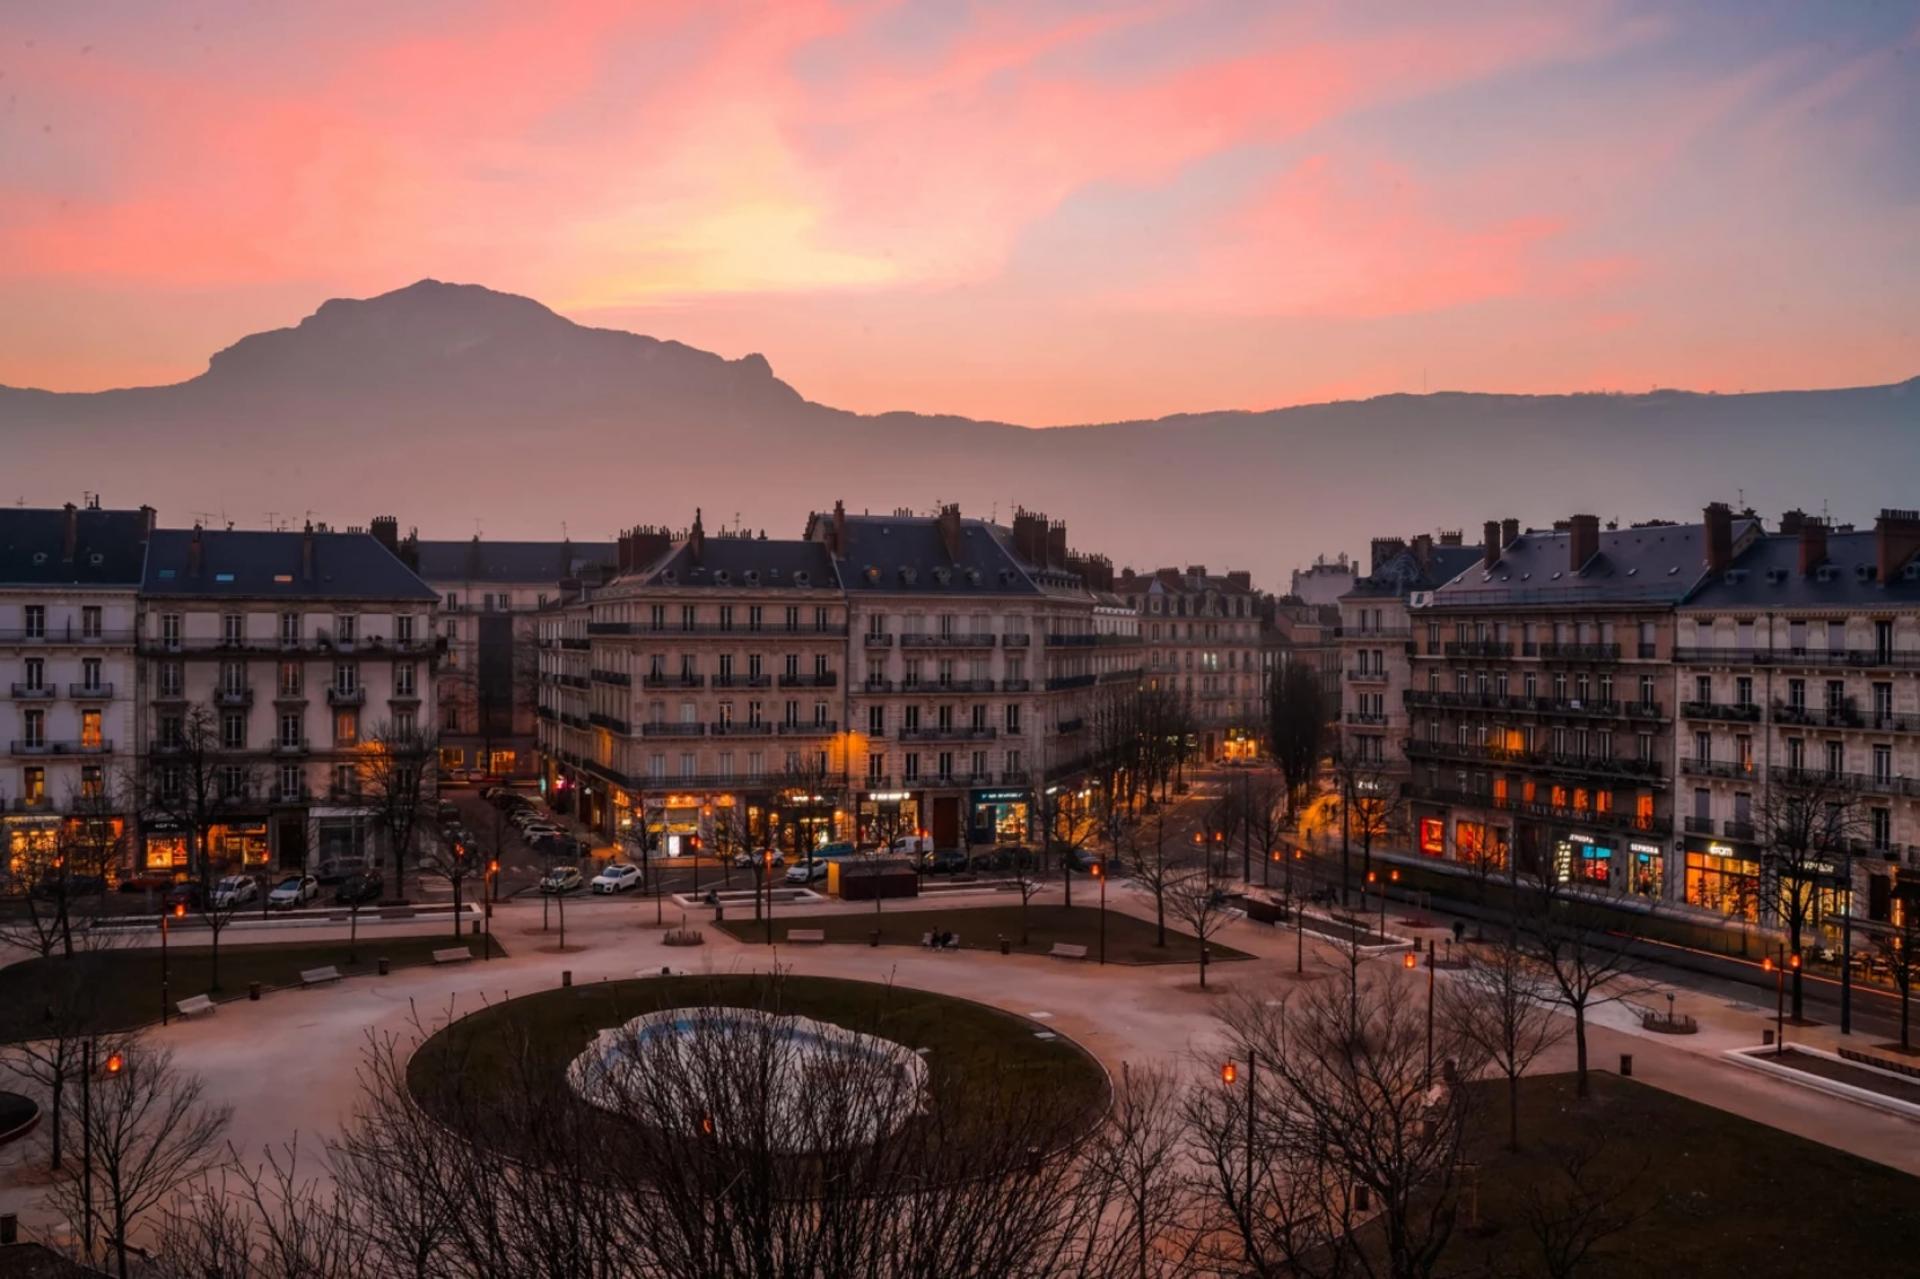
[764,847,775,944]
[484,860,498,960]
[160,901,183,1026]
[1762,948,1800,1055]
[1404,950,1434,1085]
[1221,1053,1256,1197]
[1091,861,1107,965]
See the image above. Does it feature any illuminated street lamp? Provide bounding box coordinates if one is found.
[1404,949,1435,1085]
[1220,1052,1257,1195]
[161,901,184,1026]
[1763,948,1801,1056]
[1091,861,1107,965]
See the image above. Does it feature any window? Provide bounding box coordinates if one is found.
[395,662,416,697]
[718,605,734,632]
[222,613,243,645]
[220,660,245,696]
[81,606,101,639]
[784,606,799,632]
[22,766,46,801]
[161,613,181,648]
[23,605,44,639]
[280,713,302,748]
[279,662,302,696]
[867,705,884,735]
[335,614,358,645]
[74,709,98,749]
[22,658,43,691]
[279,764,303,801]
[868,752,885,780]
[680,605,696,632]
[335,711,358,747]
[80,765,102,798]
[396,614,415,644]
[394,709,416,737]
[333,763,357,797]
[82,657,102,690]
[22,709,44,748]
[815,607,831,632]
[904,753,921,781]
[222,711,245,750]
[333,662,358,694]
[1735,676,1753,707]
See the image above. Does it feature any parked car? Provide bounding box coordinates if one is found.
[32,873,107,899]
[539,865,584,894]
[117,870,177,894]
[534,833,591,861]
[922,848,971,875]
[889,834,935,856]
[335,872,383,905]
[1065,848,1103,874]
[733,848,787,869]
[785,860,830,884]
[520,824,563,844]
[164,881,205,910]
[591,863,642,894]
[988,845,1036,872]
[267,874,318,909]
[313,858,368,885]
[211,875,259,909]
[814,841,857,860]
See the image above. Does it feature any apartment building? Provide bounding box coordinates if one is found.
[1290,554,1358,608]
[415,531,614,779]
[137,524,439,874]
[1337,531,1479,777]
[1119,564,1264,759]
[546,515,849,855]
[1676,507,1920,928]
[0,502,151,877]
[1405,513,1753,901]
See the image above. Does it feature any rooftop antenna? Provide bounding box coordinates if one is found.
[264,510,279,532]
[190,510,218,527]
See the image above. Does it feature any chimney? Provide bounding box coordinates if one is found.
[1186,565,1207,578]
[1226,570,1252,591]
[1437,529,1463,546]
[1371,537,1408,573]
[936,503,963,562]
[369,515,399,556]
[400,527,419,572]
[1778,508,1806,536]
[139,505,157,538]
[617,532,633,574]
[1877,509,1920,583]
[688,509,706,565]
[1012,510,1046,565]
[1501,517,1519,549]
[1046,521,1067,569]
[300,521,315,582]
[1482,521,1500,569]
[832,499,847,556]
[1703,502,1733,575]
[188,523,204,579]
[61,502,77,562]
[1798,518,1829,576]
[1409,534,1432,568]
[1568,514,1599,572]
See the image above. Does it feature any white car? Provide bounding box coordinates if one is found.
[521,825,563,843]
[591,863,642,894]
[539,865,583,894]
[734,848,787,869]
[784,860,830,884]
[267,874,318,909]
[211,875,259,909]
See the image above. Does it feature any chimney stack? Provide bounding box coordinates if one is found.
[832,499,847,556]
[688,509,706,565]
[1371,537,1408,573]
[1409,534,1431,568]
[1877,509,1920,583]
[1568,514,1599,572]
[1703,502,1733,575]
[1778,508,1807,536]
[1482,520,1500,569]
[1046,521,1067,569]
[1438,529,1463,546]
[617,532,633,574]
[936,503,963,562]
[189,524,204,579]
[1798,518,1829,576]
[1501,517,1519,549]
[139,505,157,538]
[369,515,399,556]
[61,502,77,563]
[300,521,314,582]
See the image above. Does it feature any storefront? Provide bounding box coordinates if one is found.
[1553,832,1616,889]
[207,821,271,868]
[770,790,838,856]
[1455,819,1510,871]
[969,788,1032,846]
[1417,816,1446,857]
[3,815,59,877]
[1626,840,1665,899]
[857,789,920,850]
[142,817,191,871]
[314,812,373,873]
[1683,840,1762,920]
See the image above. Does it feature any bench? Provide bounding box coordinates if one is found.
[431,947,473,965]
[785,929,827,944]
[919,932,962,950]
[175,994,216,1018]
[1048,943,1090,960]
[298,965,343,986]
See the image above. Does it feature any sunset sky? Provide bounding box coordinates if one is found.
[3,0,1916,424]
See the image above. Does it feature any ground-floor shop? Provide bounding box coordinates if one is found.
[136,807,375,875]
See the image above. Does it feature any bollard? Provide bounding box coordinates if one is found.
[1620,1053,1633,1078]
[377,957,390,976]
[562,970,572,988]
[714,903,725,923]
[471,919,481,936]
[1000,936,1011,956]
[1763,1029,1775,1047]
[0,1212,16,1246]
[249,981,261,1002]
[870,929,880,948]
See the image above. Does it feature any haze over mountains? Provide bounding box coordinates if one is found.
[2,280,1914,589]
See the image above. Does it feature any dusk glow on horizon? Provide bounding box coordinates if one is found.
[3,0,1916,423]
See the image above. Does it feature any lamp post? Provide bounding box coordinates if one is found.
[764,847,775,945]
[1092,861,1107,965]
[1222,1053,1256,1200]
[1404,950,1434,1086]
[160,902,182,1026]
[1763,947,1800,1055]
[484,860,498,960]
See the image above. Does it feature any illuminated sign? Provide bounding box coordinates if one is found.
[866,791,910,802]
[1566,833,1594,845]
[1707,842,1734,857]
[973,790,1027,802]
[1628,842,1661,856]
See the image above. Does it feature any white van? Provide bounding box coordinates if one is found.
[890,834,935,856]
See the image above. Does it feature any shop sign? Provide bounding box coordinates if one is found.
[972,789,1027,803]
[1566,832,1595,845]
[1628,841,1661,857]
[866,791,910,803]
[1707,842,1735,857]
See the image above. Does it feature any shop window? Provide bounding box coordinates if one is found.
[1419,818,1445,857]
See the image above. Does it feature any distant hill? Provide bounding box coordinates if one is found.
[3,279,1914,587]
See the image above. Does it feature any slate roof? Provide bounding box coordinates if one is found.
[1426,520,1758,609]
[634,535,842,590]
[143,528,438,601]
[1685,530,1920,610]
[1345,544,1483,600]
[0,506,149,587]
[831,515,1046,595]
[415,538,615,583]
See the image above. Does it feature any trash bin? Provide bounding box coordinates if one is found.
[714,903,725,923]
[1620,1052,1633,1077]
[870,929,881,948]
[377,957,390,976]
[562,970,572,988]
[248,981,261,1002]
[470,919,481,936]
[999,935,1011,955]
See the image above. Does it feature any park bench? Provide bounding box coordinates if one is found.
[431,947,473,965]
[785,928,827,944]
[175,994,216,1018]
[919,932,961,950]
[298,965,344,987]
[1048,942,1089,960]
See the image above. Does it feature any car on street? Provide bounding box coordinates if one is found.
[164,881,205,910]
[733,848,787,869]
[1065,848,1104,874]
[539,865,584,894]
[520,825,563,844]
[889,834,935,856]
[591,863,642,894]
[211,875,259,909]
[922,848,970,875]
[335,872,383,906]
[987,845,1036,872]
[784,860,830,884]
[32,873,108,899]
[814,841,857,860]
[117,870,176,894]
[267,874,318,909]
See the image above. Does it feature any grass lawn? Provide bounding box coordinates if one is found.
[0,933,506,1042]
[408,974,1109,1159]
[1430,1072,1920,1278]
[715,903,1251,965]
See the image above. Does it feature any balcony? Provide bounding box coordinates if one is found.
[63,682,114,700]
[0,627,134,645]
[326,686,366,708]
[1345,712,1389,726]
[709,722,774,737]
[273,686,308,705]
[897,726,997,743]
[588,712,631,735]
[1002,679,1032,692]
[273,738,310,756]
[1002,633,1031,648]
[5,796,57,813]
[1870,712,1920,734]
[642,675,705,690]
[915,679,995,694]
[1406,783,1673,837]
[777,721,839,736]
[1404,738,1664,781]
[1675,646,1920,670]
[1769,766,1920,799]
[1045,674,1095,691]
[903,633,997,649]
[641,723,707,738]
[1345,668,1391,684]
[213,686,254,708]
[1443,640,1513,658]
[556,674,590,690]
[863,633,895,648]
[7,739,113,756]
[778,673,838,689]
[1000,770,1028,785]
[1678,757,1751,780]
[1723,820,1757,842]
[1340,626,1413,640]
[1044,634,1096,648]
[862,678,895,692]
[1403,689,1662,722]
[711,675,772,690]
[1684,816,1716,835]
[590,669,632,687]
[1539,642,1621,662]
[8,684,54,699]
[558,637,590,651]
[1681,700,1762,723]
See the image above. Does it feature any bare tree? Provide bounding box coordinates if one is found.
[1266,662,1326,828]
[360,719,440,903]
[148,1137,358,1279]
[1167,866,1233,989]
[1,976,124,1173]
[1512,1122,1656,1279]
[1067,1062,1200,1279]
[1521,876,1653,1098]
[1332,747,1403,890]
[1241,772,1290,890]
[0,787,123,961]
[1869,876,1920,1053]
[1757,768,1867,1019]
[418,822,483,942]
[1439,937,1566,1150]
[45,1039,232,1278]
[1131,806,1189,949]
